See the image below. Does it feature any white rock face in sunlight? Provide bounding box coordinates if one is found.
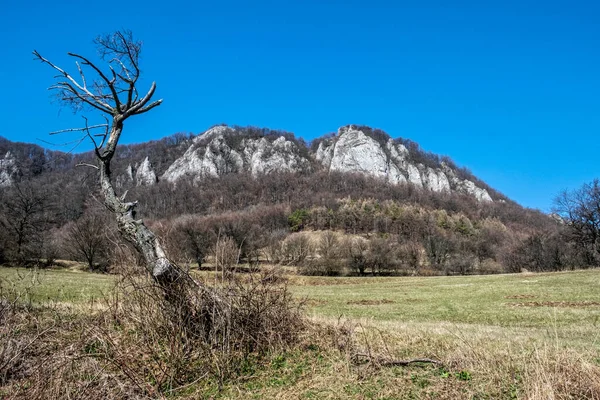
[315,125,493,201]
[0,152,17,187]
[154,124,493,202]
[162,126,311,182]
[135,157,157,186]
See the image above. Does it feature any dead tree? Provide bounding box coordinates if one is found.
[34,31,182,285]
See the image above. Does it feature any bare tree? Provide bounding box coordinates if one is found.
[62,207,109,271]
[34,31,181,284]
[0,182,52,263]
[553,179,600,265]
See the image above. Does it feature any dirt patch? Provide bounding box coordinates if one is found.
[303,298,329,307]
[290,277,357,286]
[505,294,537,299]
[507,301,600,308]
[404,298,422,303]
[347,299,395,306]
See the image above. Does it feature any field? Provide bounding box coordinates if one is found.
[1,266,600,398]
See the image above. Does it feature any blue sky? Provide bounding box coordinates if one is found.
[1,0,598,211]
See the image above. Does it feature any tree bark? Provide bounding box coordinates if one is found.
[98,125,181,285]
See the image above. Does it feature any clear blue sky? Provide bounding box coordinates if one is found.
[1,0,598,212]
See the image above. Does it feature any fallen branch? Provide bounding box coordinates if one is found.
[352,353,442,367]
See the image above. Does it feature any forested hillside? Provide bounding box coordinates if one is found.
[0,125,588,275]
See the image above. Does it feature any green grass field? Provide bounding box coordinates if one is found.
[2,266,600,398]
[2,267,599,347]
[0,266,114,305]
[293,271,600,350]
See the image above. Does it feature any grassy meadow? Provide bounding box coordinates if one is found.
[1,266,600,398]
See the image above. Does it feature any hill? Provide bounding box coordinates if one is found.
[0,125,567,275]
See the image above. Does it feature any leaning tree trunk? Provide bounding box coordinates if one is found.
[99,161,181,284]
[97,122,182,285]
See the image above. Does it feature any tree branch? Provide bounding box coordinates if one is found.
[67,52,122,111]
[33,50,114,113]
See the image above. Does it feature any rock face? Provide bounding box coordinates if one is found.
[160,124,494,202]
[162,126,311,182]
[316,125,493,201]
[116,156,158,187]
[0,151,17,187]
[135,157,157,186]
[1,124,496,202]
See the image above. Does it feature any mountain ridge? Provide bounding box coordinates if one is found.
[0,124,502,203]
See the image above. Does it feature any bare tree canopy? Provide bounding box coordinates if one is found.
[553,178,600,266]
[34,30,181,284]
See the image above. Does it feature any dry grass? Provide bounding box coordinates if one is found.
[2,267,600,399]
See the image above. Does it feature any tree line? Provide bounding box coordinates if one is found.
[1,163,597,275]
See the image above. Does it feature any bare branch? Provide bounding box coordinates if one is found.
[126,82,159,116]
[352,353,443,367]
[135,99,163,115]
[76,163,100,170]
[67,52,121,111]
[49,123,109,135]
[75,61,87,89]
[96,116,110,149]
[33,50,114,113]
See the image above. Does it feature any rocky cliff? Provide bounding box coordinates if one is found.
[0,151,17,187]
[116,156,158,187]
[161,126,312,182]
[315,125,492,201]
[161,125,494,201]
[0,124,498,202]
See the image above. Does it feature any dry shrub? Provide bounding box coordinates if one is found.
[87,268,305,393]
[522,346,600,399]
[263,229,287,264]
[342,236,368,276]
[212,235,239,277]
[0,266,304,399]
[299,231,345,276]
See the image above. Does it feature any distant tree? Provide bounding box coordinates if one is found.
[553,179,600,266]
[35,31,183,284]
[343,236,368,276]
[0,182,52,262]
[62,206,110,271]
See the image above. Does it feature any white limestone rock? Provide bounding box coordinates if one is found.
[135,157,157,186]
[386,140,420,186]
[245,136,310,176]
[423,167,450,193]
[329,126,389,179]
[0,152,17,187]
[456,179,493,202]
[442,165,493,202]
[315,140,334,168]
[316,125,492,201]
[162,126,310,182]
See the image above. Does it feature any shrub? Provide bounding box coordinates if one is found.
[288,209,310,232]
[282,233,313,265]
[343,236,368,276]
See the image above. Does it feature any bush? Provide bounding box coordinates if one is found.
[343,236,368,276]
[299,258,345,276]
[263,229,288,264]
[282,233,313,265]
[288,209,310,232]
